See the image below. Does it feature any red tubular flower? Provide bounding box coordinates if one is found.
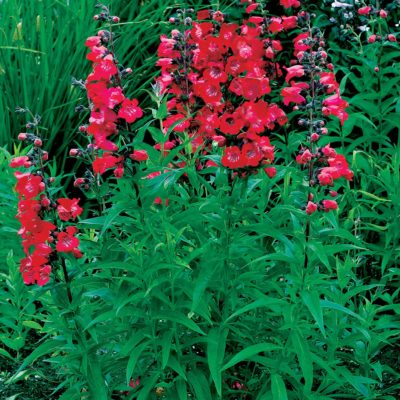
[57,198,83,221]
[282,82,308,105]
[285,65,305,82]
[322,93,349,124]
[241,142,263,167]
[118,99,143,123]
[130,150,148,162]
[306,201,318,215]
[56,226,80,253]
[193,80,223,104]
[92,153,124,175]
[10,156,31,168]
[322,199,338,212]
[221,146,244,169]
[15,172,45,199]
[358,6,372,15]
[280,0,300,8]
[220,112,244,135]
[20,255,51,286]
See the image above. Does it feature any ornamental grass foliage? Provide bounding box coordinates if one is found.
[1,0,400,399]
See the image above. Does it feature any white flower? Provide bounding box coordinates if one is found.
[332,1,353,8]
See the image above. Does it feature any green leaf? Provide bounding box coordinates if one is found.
[16,340,59,372]
[154,311,205,335]
[161,330,174,369]
[271,374,288,400]
[301,291,326,337]
[188,370,212,400]
[22,320,42,330]
[226,297,285,322]
[207,327,228,397]
[291,331,313,393]
[126,342,148,384]
[320,300,364,321]
[222,343,281,371]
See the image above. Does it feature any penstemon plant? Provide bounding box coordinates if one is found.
[5,1,400,400]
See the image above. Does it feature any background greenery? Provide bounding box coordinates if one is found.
[1,0,399,399]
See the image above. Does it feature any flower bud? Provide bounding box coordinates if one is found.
[114,167,124,178]
[388,34,397,42]
[374,66,379,72]
[264,167,277,178]
[311,133,320,142]
[321,127,328,135]
[93,14,99,20]
[212,135,226,147]
[379,9,387,18]
[18,133,27,141]
[79,125,87,132]
[42,151,49,161]
[112,16,120,23]
[69,148,80,157]
[368,34,377,43]
[130,150,149,162]
[40,196,51,207]
[34,138,42,147]
[306,201,318,215]
[74,178,85,187]
[329,190,338,197]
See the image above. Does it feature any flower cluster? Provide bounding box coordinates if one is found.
[283,13,353,213]
[156,5,300,176]
[72,4,145,188]
[11,113,82,286]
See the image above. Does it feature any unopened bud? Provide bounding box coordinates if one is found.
[42,151,49,161]
[40,196,51,207]
[368,34,377,43]
[48,177,55,183]
[18,133,27,141]
[169,17,176,23]
[379,9,387,18]
[311,133,320,142]
[74,178,85,187]
[321,127,328,135]
[329,190,338,197]
[212,135,226,147]
[93,14,99,20]
[112,16,120,23]
[69,148,80,157]
[374,66,379,72]
[388,34,397,42]
[79,125,87,132]
[34,138,42,147]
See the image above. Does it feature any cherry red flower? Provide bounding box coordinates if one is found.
[221,146,244,169]
[57,198,83,221]
[56,226,80,253]
[118,99,143,123]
